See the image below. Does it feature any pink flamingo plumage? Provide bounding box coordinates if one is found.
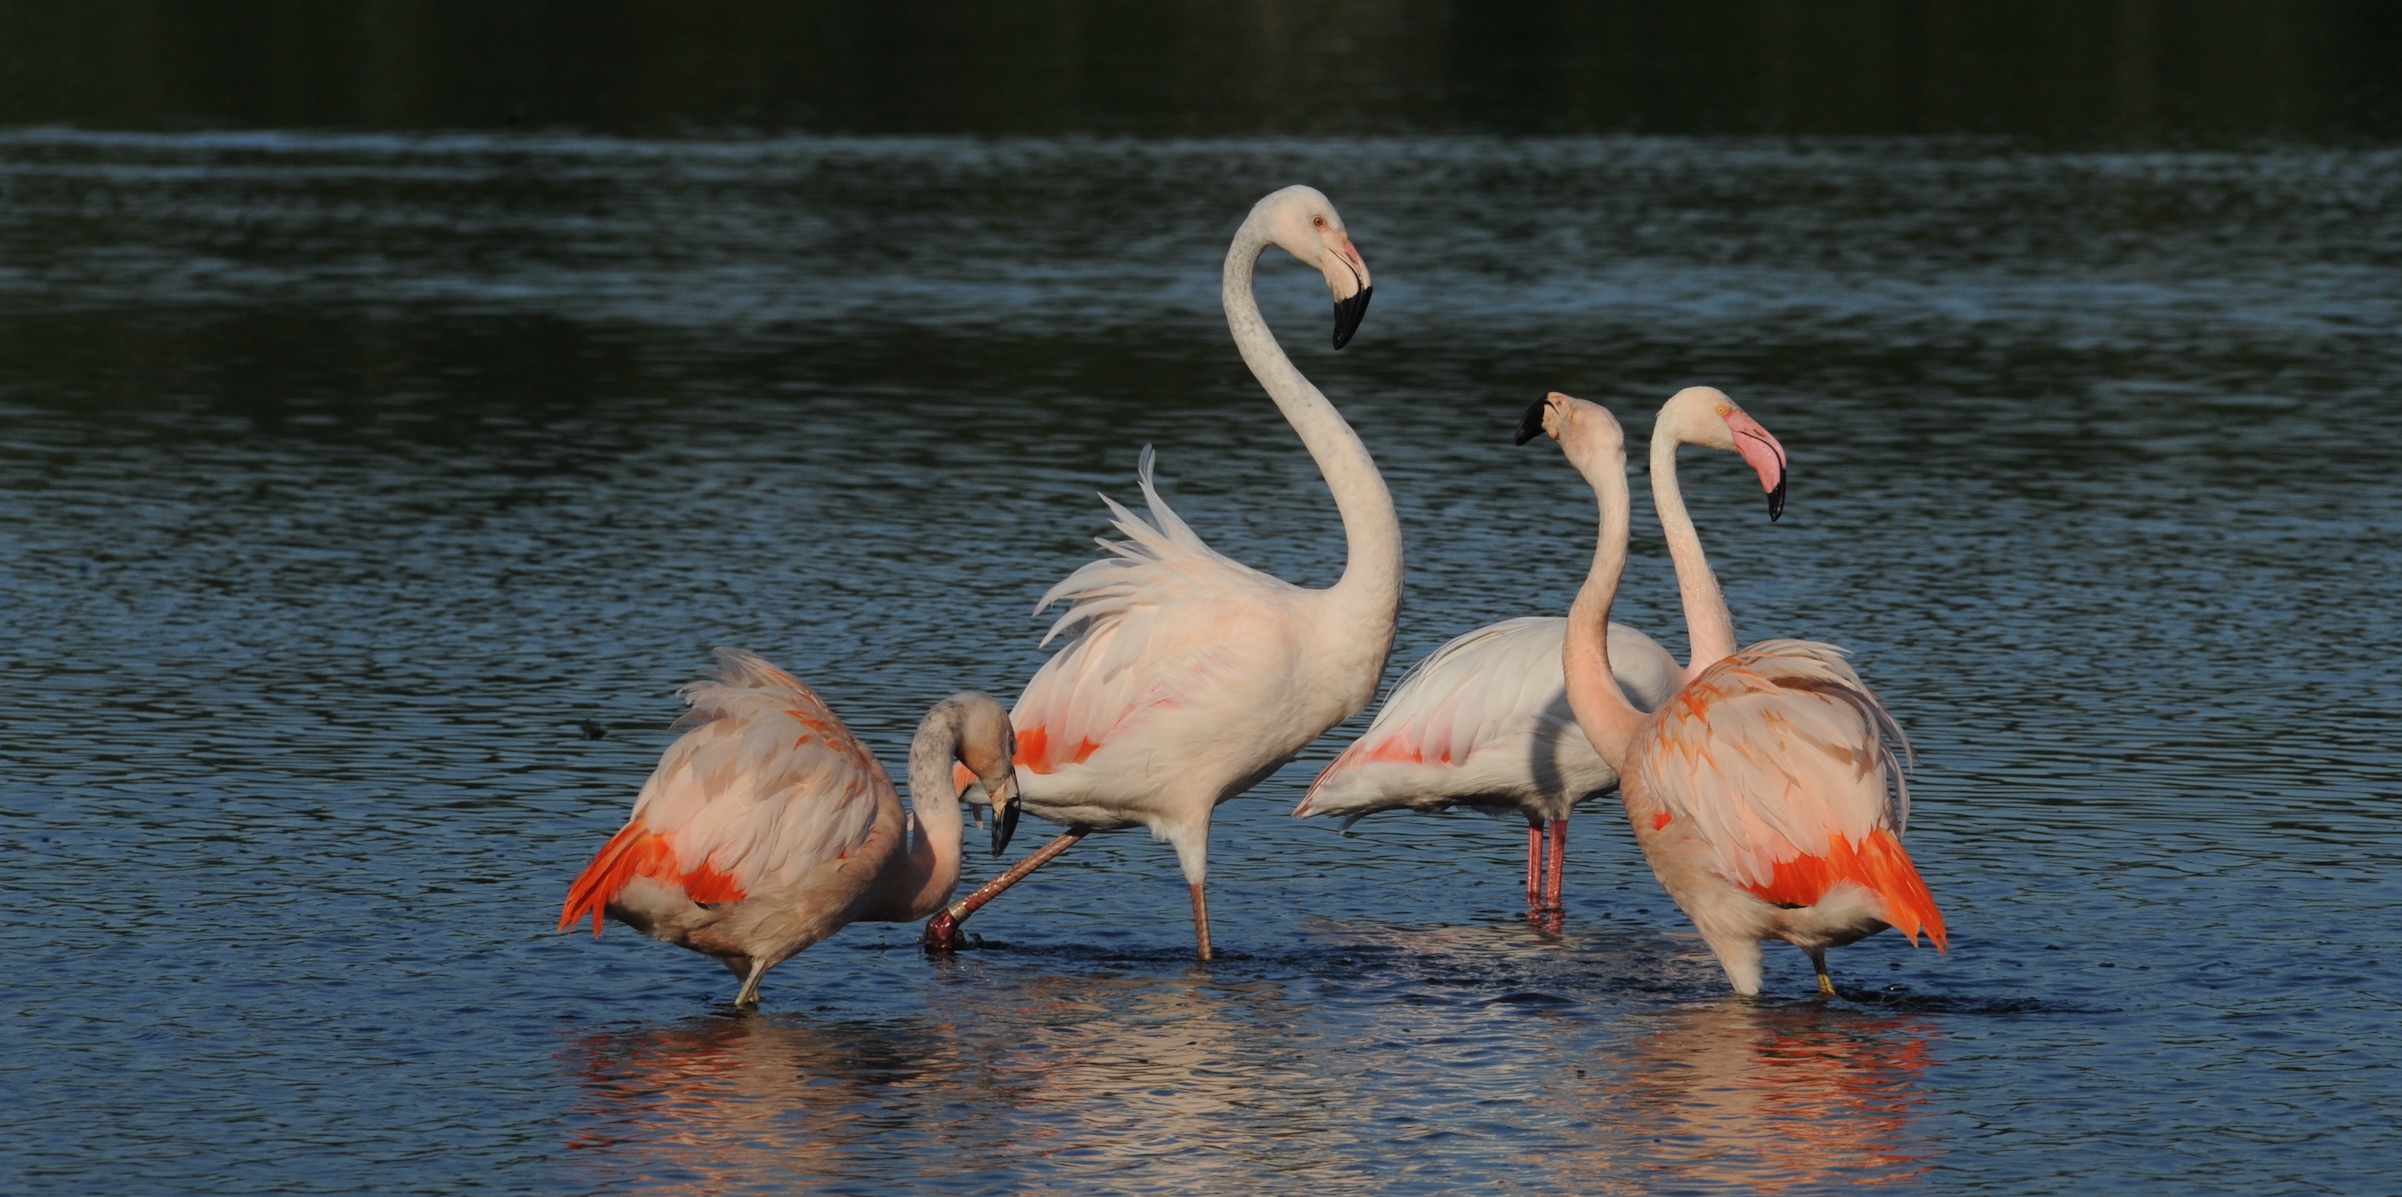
[1295,388,1791,912]
[924,186,1400,960]
[1532,391,1946,996]
[558,648,1019,1008]
[1294,615,1680,912]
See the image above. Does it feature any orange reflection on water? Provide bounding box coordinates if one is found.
[555,970,1333,1194]
[553,942,1939,1194]
[1561,1000,1939,1193]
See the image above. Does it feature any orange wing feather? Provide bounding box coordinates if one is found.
[556,648,889,939]
[1638,639,1945,947]
[1740,827,1946,948]
[557,821,747,938]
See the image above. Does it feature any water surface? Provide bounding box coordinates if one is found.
[2,132,2398,1194]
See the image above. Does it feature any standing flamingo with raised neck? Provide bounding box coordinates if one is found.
[559,648,1019,1008]
[1531,392,1944,996]
[1648,385,1790,677]
[926,185,1401,960]
[1293,387,1793,915]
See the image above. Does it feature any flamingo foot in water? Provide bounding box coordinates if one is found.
[922,826,1090,952]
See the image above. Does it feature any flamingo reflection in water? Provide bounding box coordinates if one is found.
[556,975,1345,1195]
[1554,1001,1938,1193]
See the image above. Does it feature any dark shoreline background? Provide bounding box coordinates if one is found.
[4,0,2398,141]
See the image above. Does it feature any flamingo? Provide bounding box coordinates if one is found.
[557,648,1019,1008]
[1292,622,1681,915]
[923,185,1400,960]
[1531,390,1945,996]
[1293,386,1790,913]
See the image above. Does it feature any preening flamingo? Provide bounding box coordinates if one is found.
[1295,387,1789,913]
[558,648,1018,1008]
[1533,391,1945,996]
[925,185,1401,960]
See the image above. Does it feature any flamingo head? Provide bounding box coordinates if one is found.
[1658,386,1789,522]
[1256,185,1373,350]
[1515,391,1624,468]
[951,696,1023,857]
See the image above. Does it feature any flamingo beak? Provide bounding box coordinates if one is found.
[1513,398,1551,445]
[988,771,1022,857]
[1723,409,1789,523]
[1323,235,1372,350]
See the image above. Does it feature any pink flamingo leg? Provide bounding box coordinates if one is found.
[1543,814,1568,912]
[1190,882,1214,962]
[922,826,1090,951]
[1525,817,1546,909]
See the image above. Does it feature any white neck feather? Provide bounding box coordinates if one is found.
[1564,444,1642,768]
[1221,217,1403,670]
[888,706,969,920]
[1650,428,1737,676]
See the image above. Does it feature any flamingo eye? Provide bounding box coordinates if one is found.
[1715,404,1730,415]
[1313,215,1326,228]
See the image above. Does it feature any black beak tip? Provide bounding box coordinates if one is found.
[1331,286,1372,350]
[990,802,1020,858]
[1767,475,1788,522]
[1512,399,1550,446]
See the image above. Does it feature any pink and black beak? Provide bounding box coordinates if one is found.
[988,769,1023,857]
[1722,409,1789,522]
[1323,234,1373,350]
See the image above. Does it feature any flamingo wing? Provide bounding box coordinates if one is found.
[1638,639,1944,946]
[1298,617,1684,823]
[558,648,893,936]
[1008,446,1303,776]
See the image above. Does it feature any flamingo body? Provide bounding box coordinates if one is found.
[560,648,1015,1006]
[1619,640,1945,994]
[1297,616,1682,828]
[1009,449,1383,847]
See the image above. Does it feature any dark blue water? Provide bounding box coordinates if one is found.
[2,132,2397,1194]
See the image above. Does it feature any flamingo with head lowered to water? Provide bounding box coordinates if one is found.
[558,648,1019,1008]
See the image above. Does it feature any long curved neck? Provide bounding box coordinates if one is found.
[1564,448,1645,770]
[1222,223,1403,626]
[882,713,968,921]
[1650,430,1737,676]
